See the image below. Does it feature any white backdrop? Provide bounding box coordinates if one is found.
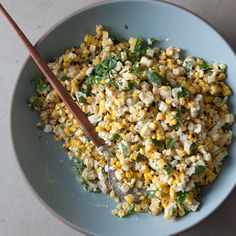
[0,1,235,235]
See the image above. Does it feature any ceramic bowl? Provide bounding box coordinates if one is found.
[11,1,236,235]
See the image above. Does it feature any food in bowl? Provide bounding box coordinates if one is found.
[28,25,233,220]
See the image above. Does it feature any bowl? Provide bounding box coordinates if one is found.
[10,0,236,235]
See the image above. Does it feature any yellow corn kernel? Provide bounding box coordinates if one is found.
[179,97,185,105]
[125,194,135,204]
[125,172,133,179]
[95,126,103,132]
[221,85,231,96]
[129,37,137,47]
[210,85,220,95]
[178,207,186,216]
[110,157,116,166]
[130,153,137,160]
[63,55,69,63]
[187,101,195,108]
[169,187,175,199]
[217,72,226,80]
[140,148,145,155]
[194,71,200,79]
[86,96,92,104]
[169,119,178,126]
[115,161,122,168]
[101,79,106,85]
[134,204,141,213]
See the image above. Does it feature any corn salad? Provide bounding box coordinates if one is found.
[28,25,234,220]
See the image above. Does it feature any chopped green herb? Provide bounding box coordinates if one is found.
[111,35,120,44]
[61,75,72,81]
[177,87,192,99]
[126,81,138,90]
[111,133,121,141]
[199,62,211,72]
[124,24,129,29]
[35,76,49,94]
[152,139,165,149]
[166,138,175,149]
[131,36,146,60]
[146,190,157,199]
[130,65,142,74]
[75,91,87,103]
[110,80,120,89]
[81,178,89,191]
[72,157,85,176]
[147,37,160,45]
[147,71,168,85]
[177,191,187,207]
[213,97,226,106]
[128,203,135,214]
[195,183,202,195]
[171,207,176,216]
[27,95,42,110]
[137,153,146,161]
[121,143,129,156]
[195,165,205,174]
[164,164,173,175]
[183,61,193,74]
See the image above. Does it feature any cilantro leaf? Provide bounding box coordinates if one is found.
[195,165,205,174]
[111,133,121,141]
[61,75,72,81]
[27,95,42,110]
[146,190,157,199]
[177,87,192,99]
[166,138,175,149]
[164,164,173,175]
[147,71,168,85]
[128,203,135,214]
[199,62,211,72]
[177,191,187,207]
[137,153,146,161]
[35,76,49,94]
[183,61,193,74]
[152,139,165,149]
[121,143,129,156]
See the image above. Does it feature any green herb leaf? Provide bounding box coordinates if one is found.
[171,207,176,216]
[147,71,167,85]
[128,203,135,214]
[164,164,173,175]
[195,165,205,174]
[146,190,157,199]
[130,36,146,60]
[152,139,165,149]
[111,133,121,141]
[213,97,226,106]
[61,75,72,81]
[199,62,211,72]
[81,178,89,191]
[35,76,49,94]
[121,143,129,156]
[177,192,187,207]
[195,183,202,195]
[137,153,146,161]
[147,37,160,45]
[75,91,87,103]
[177,87,192,99]
[166,138,176,149]
[130,65,142,74]
[27,95,42,110]
[111,35,120,44]
[183,61,193,74]
[72,157,85,176]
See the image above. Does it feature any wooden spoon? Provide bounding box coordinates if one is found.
[0,3,137,200]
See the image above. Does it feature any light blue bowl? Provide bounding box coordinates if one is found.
[10,1,236,235]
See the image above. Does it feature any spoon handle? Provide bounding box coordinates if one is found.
[0,4,104,148]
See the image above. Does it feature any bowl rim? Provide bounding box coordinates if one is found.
[9,0,236,235]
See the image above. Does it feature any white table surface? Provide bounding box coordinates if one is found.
[0,0,235,235]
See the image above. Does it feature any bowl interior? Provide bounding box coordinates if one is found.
[11,1,236,235]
